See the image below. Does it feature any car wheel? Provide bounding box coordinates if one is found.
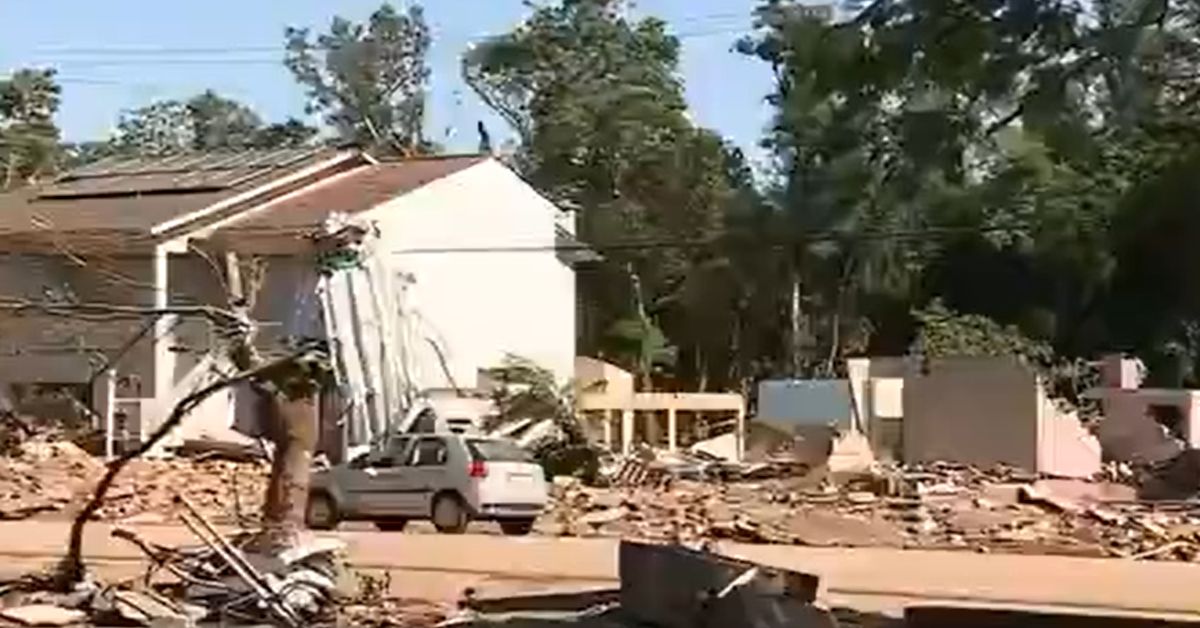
[375,519,408,532]
[305,492,339,530]
[431,493,469,534]
[499,519,535,536]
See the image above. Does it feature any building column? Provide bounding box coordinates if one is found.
[150,245,173,444]
[103,369,117,461]
[621,409,634,455]
[1188,393,1200,449]
[845,358,870,436]
[736,405,746,462]
[603,410,615,449]
[667,408,678,452]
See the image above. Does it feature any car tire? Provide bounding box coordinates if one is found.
[431,493,469,534]
[305,492,339,530]
[375,519,408,532]
[499,519,535,536]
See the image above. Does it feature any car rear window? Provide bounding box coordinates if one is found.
[466,439,535,463]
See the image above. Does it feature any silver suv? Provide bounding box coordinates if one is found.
[306,433,548,535]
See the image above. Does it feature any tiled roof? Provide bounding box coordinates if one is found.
[217,154,488,235]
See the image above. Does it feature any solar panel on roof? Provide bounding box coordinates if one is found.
[38,147,325,200]
[63,156,126,179]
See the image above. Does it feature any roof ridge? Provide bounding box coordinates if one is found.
[370,152,489,164]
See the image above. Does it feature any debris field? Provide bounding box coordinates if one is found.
[5,434,1200,565]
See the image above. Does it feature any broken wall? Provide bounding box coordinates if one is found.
[1036,393,1102,479]
[903,357,1101,477]
[903,357,1041,471]
[847,356,910,461]
[575,357,635,398]
[1093,389,1193,464]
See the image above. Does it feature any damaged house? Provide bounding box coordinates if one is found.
[0,148,584,453]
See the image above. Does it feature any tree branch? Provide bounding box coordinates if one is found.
[0,299,244,327]
[53,352,305,590]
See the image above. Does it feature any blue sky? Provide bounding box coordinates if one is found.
[0,0,778,162]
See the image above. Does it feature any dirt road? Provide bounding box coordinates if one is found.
[2,521,1200,619]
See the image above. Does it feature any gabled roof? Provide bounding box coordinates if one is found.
[0,148,362,246]
[210,154,488,238]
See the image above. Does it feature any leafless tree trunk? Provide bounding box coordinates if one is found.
[257,392,319,550]
[223,251,325,551]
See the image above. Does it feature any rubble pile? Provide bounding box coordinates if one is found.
[0,439,268,524]
[0,499,429,627]
[542,458,1200,562]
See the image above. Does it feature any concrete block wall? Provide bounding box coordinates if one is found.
[902,357,1042,471]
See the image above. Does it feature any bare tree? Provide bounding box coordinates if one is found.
[53,351,305,588]
[5,247,332,589]
[221,251,329,551]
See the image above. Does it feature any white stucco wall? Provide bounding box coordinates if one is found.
[365,160,577,389]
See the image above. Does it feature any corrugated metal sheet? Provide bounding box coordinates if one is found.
[315,215,420,451]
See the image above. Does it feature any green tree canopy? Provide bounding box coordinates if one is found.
[106,90,317,157]
[285,3,432,155]
[465,0,760,389]
[729,0,1200,383]
[0,68,62,188]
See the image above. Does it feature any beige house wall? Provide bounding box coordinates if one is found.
[0,254,160,401]
[0,249,322,441]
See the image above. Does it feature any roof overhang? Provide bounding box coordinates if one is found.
[556,226,603,267]
[151,150,365,238]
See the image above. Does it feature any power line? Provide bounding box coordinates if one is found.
[353,222,1072,255]
[21,11,755,59]
[0,216,1091,261]
[150,220,1070,255]
[16,27,750,69]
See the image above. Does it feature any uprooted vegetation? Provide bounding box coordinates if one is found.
[484,355,602,482]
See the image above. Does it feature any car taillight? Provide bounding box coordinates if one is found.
[468,460,488,478]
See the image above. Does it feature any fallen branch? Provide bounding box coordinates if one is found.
[53,353,303,591]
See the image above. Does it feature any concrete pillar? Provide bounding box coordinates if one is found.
[1100,354,1143,390]
[736,405,746,462]
[667,408,678,452]
[1188,393,1200,449]
[150,245,173,444]
[643,409,660,446]
[103,369,117,461]
[845,358,871,435]
[603,410,615,449]
[621,409,634,455]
